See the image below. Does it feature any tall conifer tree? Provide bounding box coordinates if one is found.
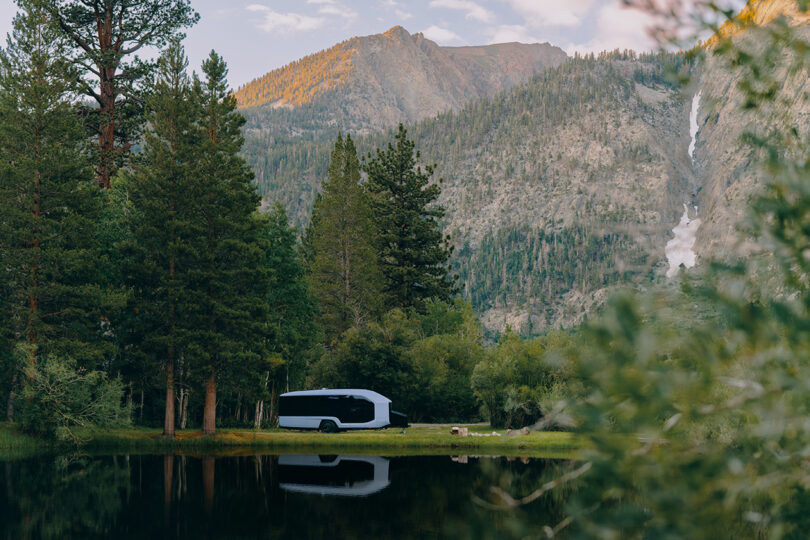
[122,41,196,438]
[39,0,199,188]
[364,124,457,310]
[0,1,106,377]
[307,134,384,344]
[190,52,268,435]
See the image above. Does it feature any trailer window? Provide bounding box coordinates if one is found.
[279,395,374,423]
[339,396,374,423]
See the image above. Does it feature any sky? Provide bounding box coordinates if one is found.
[0,0,743,89]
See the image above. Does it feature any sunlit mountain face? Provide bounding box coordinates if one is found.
[239,4,810,334]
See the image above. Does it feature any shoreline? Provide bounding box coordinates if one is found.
[0,423,582,459]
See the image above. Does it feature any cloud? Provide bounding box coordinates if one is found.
[307,0,336,4]
[246,4,325,32]
[429,0,495,23]
[422,25,465,44]
[503,0,598,28]
[567,3,657,54]
[487,24,541,44]
[317,4,358,19]
[380,0,413,20]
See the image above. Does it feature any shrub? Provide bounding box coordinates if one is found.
[19,352,131,443]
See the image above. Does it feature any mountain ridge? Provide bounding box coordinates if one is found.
[235,26,567,134]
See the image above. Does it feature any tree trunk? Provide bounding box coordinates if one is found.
[253,400,263,429]
[269,379,278,426]
[178,359,188,429]
[203,373,216,435]
[95,6,116,190]
[6,372,17,422]
[202,456,215,513]
[164,249,176,437]
[163,361,175,438]
[179,387,188,430]
[139,388,145,423]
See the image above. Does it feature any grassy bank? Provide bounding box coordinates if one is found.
[0,423,583,459]
[0,422,50,459]
[83,425,581,458]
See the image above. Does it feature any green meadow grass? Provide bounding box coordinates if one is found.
[80,425,582,458]
[0,422,49,459]
[0,422,583,459]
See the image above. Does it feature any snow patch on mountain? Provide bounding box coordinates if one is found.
[666,203,702,278]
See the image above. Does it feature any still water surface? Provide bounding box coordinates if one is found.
[0,453,570,539]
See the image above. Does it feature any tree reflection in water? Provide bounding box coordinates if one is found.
[0,454,573,539]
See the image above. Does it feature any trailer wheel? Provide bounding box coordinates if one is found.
[319,420,338,433]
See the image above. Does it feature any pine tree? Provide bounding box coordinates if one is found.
[39,0,199,188]
[307,133,384,344]
[121,40,196,438]
[190,51,268,435]
[0,1,106,378]
[364,124,457,310]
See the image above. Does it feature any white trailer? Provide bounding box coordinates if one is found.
[278,388,409,432]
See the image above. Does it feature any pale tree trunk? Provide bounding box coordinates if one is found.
[203,373,216,435]
[178,358,188,430]
[179,387,189,430]
[253,400,263,429]
[254,372,269,429]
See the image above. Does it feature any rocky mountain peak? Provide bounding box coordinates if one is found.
[236,27,567,135]
[381,25,412,41]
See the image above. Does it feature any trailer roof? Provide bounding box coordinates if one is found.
[280,389,391,403]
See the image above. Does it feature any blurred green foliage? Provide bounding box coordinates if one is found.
[519,3,810,538]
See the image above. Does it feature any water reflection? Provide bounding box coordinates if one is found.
[1,453,571,539]
[278,454,390,497]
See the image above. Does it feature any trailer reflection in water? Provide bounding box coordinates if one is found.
[278,455,390,497]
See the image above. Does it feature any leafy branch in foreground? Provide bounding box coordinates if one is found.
[481,2,810,538]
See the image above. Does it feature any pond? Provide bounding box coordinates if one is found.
[0,453,573,539]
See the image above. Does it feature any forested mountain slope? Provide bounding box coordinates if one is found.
[415,52,697,331]
[244,52,696,331]
[240,1,809,333]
